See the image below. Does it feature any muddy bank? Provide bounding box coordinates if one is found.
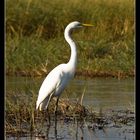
[6,69,135,79]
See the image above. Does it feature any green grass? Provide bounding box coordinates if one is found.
[6,0,134,78]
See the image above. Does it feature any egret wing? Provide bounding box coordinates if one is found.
[36,64,66,109]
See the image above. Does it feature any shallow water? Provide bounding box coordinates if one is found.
[6,76,134,111]
[6,76,135,140]
[6,118,135,140]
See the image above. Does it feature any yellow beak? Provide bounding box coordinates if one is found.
[82,23,94,27]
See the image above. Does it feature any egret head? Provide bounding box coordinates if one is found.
[64,21,93,40]
[67,21,93,29]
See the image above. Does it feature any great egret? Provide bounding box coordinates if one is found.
[36,21,93,112]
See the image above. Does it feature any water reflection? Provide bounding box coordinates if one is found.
[33,115,134,140]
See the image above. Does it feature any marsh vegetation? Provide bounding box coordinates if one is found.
[6,0,134,78]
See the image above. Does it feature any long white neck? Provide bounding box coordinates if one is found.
[64,26,77,70]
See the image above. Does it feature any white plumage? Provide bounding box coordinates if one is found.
[36,21,93,111]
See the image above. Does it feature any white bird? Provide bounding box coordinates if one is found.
[36,21,93,112]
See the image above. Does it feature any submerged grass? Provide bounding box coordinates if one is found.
[6,90,134,136]
[5,89,86,134]
[6,0,135,78]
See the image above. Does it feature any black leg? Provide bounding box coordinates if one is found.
[46,108,51,125]
[55,97,59,115]
[54,97,59,139]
